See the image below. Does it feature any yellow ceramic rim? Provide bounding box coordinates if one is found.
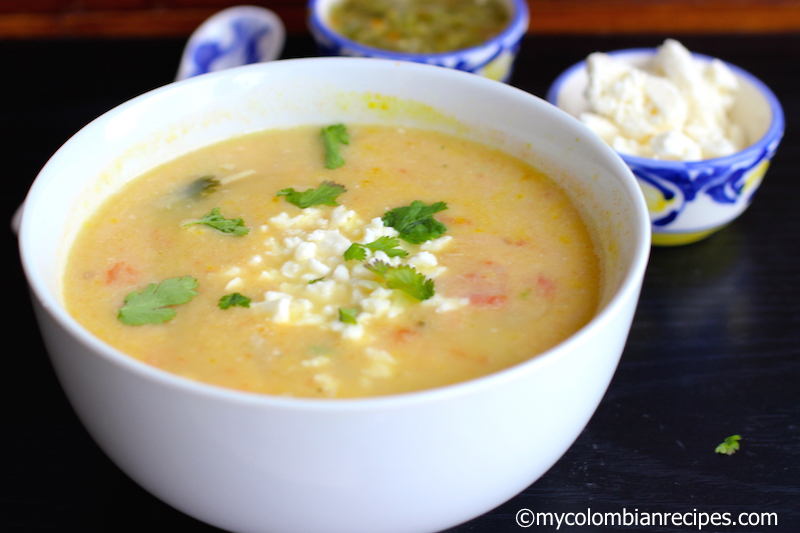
[651,226,725,246]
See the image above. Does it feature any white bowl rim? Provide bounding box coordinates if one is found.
[307,0,530,60]
[20,56,650,413]
[545,47,785,169]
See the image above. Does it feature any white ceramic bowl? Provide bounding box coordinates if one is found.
[19,58,649,533]
[307,0,529,82]
[547,48,784,246]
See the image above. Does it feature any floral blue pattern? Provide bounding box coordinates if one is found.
[176,6,285,81]
[624,131,782,228]
[187,20,269,78]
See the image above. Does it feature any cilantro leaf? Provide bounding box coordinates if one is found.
[715,435,741,455]
[276,181,347,208]
[344,243,367,261]
[183,207,250,236]
[219,292,251,309]
[339,307,359,324]
[184,176,220,198]
[118,276,199,325]
[321,124,349,169]
[365,260,390,277]
[368,236,409,257]
[365,261,434,301]
[382,201,448,244]
[344,236,409,261]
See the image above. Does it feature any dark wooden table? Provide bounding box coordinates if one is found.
[3,33,799,532]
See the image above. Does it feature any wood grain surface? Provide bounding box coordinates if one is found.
[1,1,800,37]
[3,33,799,533]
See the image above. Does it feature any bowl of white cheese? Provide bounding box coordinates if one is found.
[547,39,784,246]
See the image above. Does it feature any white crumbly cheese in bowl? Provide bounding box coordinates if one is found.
[580,39,746,161]
[216,205,468,342]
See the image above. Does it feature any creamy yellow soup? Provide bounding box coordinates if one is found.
[63,125,601,398]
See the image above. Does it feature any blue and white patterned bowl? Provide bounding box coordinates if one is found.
[307,0,529,83]
[547,48,785,246]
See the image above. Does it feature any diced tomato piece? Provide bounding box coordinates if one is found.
[536,274,557,298]
[104,261,139,285]
[469,294,508,308]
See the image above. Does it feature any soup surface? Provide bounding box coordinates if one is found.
[63,125,601,398]
[329,0,510,54]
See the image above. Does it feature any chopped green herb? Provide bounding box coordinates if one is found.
[277,181,347,208]
[183,207,250,236]
[308,277,325,284]
[344,244,366,261]
[365,261,434,301]
[219,292,251,309]
[118,276,199,325]
[184,176,220,198]
[344,236,409,261]
[382,200,448,244]
[339,307,359,324]
[715,435,742,455]
[321,124,349,169]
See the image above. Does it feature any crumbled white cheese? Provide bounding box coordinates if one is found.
[330,205,359,229]
[256,292,292,323]
[362,217,400,242]
[223,204,461,342]
[225,277,244,291]
[420,235,453,252]
[332,264,350,282]
[580,39,745,161]
[312,373,340,397]
[407,251,447,278]
[650,130,703,161]
[361,347,397,379]
[301,355,330,368]
[421,293,471,313]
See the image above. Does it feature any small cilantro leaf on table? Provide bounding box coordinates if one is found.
[118,276,199,325]
[344,236,409,261]
[366,261,434,301]
[715,435,741,455]
[382,201,448,244]
[183,207,250,236]
[219,292,251,309]
[277,181,347,208]
[321,124,349,169]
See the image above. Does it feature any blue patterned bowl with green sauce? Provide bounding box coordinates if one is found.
[548,48,784,246]
[307,0,529,83]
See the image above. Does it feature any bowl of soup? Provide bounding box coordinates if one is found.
[308,0,529,82]
[547,40,784,246]
[18,57,649,533]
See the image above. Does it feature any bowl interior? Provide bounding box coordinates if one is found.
[550,50,774,152]
[21,57,649,392]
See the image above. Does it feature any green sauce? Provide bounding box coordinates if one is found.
[329,0,511,54]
